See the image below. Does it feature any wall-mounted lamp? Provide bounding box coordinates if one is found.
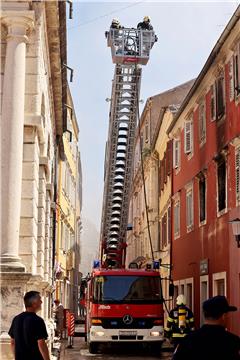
[229,218,240,248]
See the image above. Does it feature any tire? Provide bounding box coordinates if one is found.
[89,342,99,354]
[149,341,163,356]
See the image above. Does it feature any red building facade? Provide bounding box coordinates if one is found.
[167,7,240,334]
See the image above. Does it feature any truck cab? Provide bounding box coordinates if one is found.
[85,268,164,354]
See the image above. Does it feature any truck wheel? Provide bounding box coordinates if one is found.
[149,341,162,355]
[89,342,99,354]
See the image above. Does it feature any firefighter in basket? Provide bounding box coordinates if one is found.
[165,294,195,347]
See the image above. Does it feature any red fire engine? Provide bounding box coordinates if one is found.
[83,23,164,354]
[85,265,164,354]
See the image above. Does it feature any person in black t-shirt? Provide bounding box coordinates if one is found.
[8,291,50,360]
[173,295,240,360]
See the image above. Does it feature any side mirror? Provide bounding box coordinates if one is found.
[169,283,174,297]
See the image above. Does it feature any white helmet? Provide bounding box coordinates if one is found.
[112,18,120,25]
[143,16,151,22]
[176,294,186,306]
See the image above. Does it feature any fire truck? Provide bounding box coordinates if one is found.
[85,264,164,354]
[84,24,164,354]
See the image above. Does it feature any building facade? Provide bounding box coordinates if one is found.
[0,1,76,357]
[55,87,82,317]
[127,81,194,278]
[168,6,240,334]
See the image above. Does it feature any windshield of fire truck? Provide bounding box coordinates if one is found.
[92,275,163,304]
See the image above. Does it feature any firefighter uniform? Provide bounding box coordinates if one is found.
[165,295,194,345]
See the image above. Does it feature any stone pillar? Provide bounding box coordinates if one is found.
[0,11,34,271]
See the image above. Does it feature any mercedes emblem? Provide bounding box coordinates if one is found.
[123,314,133,325]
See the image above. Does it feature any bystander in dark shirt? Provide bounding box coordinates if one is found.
[8,311,48,360]
[173,324,240,360]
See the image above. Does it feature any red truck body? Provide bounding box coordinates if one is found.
[85,268,164,353]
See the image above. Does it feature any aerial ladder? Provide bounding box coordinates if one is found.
[100,26,157,268]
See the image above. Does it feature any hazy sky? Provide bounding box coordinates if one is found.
[67,1,239,231]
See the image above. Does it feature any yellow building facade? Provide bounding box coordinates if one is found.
[55,88,82,314]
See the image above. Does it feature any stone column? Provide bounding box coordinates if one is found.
[0,11,34,271]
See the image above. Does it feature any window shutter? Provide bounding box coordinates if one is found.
[174,139,180,168]
[210,84,216,121]
[229,57,234,101]
[234,43,240,96]
[159,219,162,250]
[167,141,172,175]
[167,207,171,244]
[184,121,193,154]
[174,201,180,236]
[199,102,206,143]
[216,73,225,120]
[236,148,240,200]
[186,189,193,228]
[160,160,164,191]
[164,152,167,183]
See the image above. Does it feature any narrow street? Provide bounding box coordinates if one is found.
[1,2,240,360]
[60,337,173,360]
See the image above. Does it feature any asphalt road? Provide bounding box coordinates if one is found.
[60,337,173,360]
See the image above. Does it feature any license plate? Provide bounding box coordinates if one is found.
[119,331,137,336]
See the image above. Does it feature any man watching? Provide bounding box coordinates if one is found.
[8,291,50,360]
[173,295,240,360]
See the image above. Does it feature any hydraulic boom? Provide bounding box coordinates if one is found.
[100,27,157,268]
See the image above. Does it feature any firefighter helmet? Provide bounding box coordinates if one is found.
[143,16,151,23]
[176,294,187,306]
[112,18,120,25]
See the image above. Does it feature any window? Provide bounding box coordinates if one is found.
[186,186,193,229]
[186,283,193,309]
[216,279,225,296]
[199,176,206,222]
[210,84,216,121]
[216,72,225,121]
[173,285,179,304]
[198,101,206,144]
[174,199,180,238]
[184,119,193,154]
[200,275,209,326]
[217,157,226,212]
[235,147,240,201]
[173,139,180,168]
[213,272,226,297]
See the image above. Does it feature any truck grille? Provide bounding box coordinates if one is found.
[100,318,159,329]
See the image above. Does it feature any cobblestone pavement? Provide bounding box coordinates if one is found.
[59,337,173,360]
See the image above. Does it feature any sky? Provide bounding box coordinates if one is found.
[67,1,239,232]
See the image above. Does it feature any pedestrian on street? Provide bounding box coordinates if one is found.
[172,295,240,360]
[53,299,64,339]
[8,291,50,360]
[165,294,195,348]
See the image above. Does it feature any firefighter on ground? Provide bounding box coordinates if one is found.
[165,294,195,347]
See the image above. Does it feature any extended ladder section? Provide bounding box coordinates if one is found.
[100,28,156,268]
